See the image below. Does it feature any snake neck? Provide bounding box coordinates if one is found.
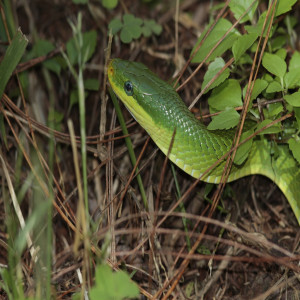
[108,59,300,224]
[140,92,234,180]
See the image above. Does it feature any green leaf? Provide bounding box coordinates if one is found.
[29,39,61,74]
[251,80,268,99]
[109,15,160,43]
[267,102,283,117]
[48,110,64,131]
[262,52,287,79]
[276,0,298,16]
[289,51,300,70]
[232,32,258,62]
[256,119,282,135]
[66,30,97,65]
[89,265,139,300]
[108,18,123,35]
[0,29,28,99]
[141,24,151,37]
[243,79,268,101]
[84,78,100,91]
[120,14,143,43]
[82,30,97,63]
[32,39,54,56]
[238,53,253,65]
[102,0,118,9]
[284,69,300,89]
[207,108,240,130]
[142,20,162,37]
[70,89,79,109]
[228,0,258,23]
[120,28,133,43]
[234,129,254,165]
[286,52,300,88]
[245,12,274,37]
[275,48,287,61]
[271,35,287,51]
[262,73,274,83]
[208,79,242,111]
[191,18,240,63]
[43,58,61,75]
[202,57,230,93]
[266,81,283,93]
[284,91,300,107]
[72,0,88,3]
[284,15,297,29]
[288,138,300,164]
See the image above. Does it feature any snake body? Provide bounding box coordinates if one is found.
[108,58,300,224]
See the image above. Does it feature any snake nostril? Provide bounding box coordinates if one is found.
[108,66,113,76]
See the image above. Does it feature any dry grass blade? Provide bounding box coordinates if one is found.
[1,0,299,299]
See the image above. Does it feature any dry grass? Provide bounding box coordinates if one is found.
[0,1,299,299]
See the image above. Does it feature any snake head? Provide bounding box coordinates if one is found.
[107,58,193,130]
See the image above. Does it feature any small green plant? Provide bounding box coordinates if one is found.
[72,264,139,300]
[27,39,62,75]
[191,0,300,160]
[102,0,118,9]
[71,0,118,9]
[188,0,300,219]
[109,14,162,43]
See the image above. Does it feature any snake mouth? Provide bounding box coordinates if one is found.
[107,59,114,79]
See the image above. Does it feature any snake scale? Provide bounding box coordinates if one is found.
[108,58,300,224]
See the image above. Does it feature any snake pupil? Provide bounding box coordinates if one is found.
[124,81,134,96]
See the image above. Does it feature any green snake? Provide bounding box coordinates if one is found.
[108,58,300,224]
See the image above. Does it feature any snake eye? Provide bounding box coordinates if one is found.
[124,81,134,96]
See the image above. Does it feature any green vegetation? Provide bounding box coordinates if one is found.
[0,0,299,299]
[109,14,162,43]
[194,0,300,166]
